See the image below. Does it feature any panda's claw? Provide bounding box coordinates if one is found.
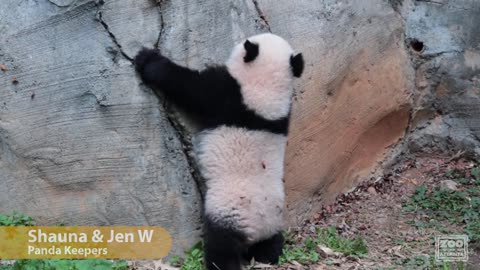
[134,47,161,73]
[134,48,172,86]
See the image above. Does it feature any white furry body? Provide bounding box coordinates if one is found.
[194,126,287,242]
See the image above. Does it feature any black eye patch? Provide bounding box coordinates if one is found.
[243,40,259,63]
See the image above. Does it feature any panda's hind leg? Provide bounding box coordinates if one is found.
[204,217,246,270]
[246,232,284,264]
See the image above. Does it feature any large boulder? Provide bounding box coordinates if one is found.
[0,0,201,254]
[403,0,480,157]
[255,0,413,223]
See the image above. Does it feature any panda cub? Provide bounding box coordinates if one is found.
[135,33,304,270]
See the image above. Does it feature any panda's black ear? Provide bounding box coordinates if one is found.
[290,53,304,78]
[243,40,259,63]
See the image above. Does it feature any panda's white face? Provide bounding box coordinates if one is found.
[226,33,301,121]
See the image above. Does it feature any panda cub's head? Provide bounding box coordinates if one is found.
[226,33,304,121]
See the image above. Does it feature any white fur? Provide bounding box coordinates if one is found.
[194,126,287,242]
[226,33,295,121]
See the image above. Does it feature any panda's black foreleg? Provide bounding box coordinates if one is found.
[134,48,207,113]
[246,232,284,264]
[204,217,246,270]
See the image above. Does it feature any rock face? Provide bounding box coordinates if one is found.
[255,0,414,223]
[403,0,480,158]
[0,0,479,253]
[0,0,202,254]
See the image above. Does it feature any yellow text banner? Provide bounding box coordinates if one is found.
[0,226,171,259]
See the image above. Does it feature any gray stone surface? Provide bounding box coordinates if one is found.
[404,0,480,157]
[0,0,201,255]
[1,0,480,253]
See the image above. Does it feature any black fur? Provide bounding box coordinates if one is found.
[204,216,283,270]
[243,40,259,63]
[204,216,247,270]
[246,232,284,264]
[290,53,304,78]
[135,48,289,135]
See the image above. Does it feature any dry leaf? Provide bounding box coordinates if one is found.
[153,259,180,270]
[316,245,335,257]
[386,245,404,258]
[252,262,274,269]
[290,260,304,270]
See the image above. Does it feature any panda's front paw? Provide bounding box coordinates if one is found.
[134,48,161,73]
[134,48,170,84]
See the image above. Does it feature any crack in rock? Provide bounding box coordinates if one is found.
[420,50,463,61]
[388,0,406,22]
[149,0,204,199]
[153,0,166,49]
[47,0,77,8]
[162,102,205,200]
[95,2,133,62]
[415,0,473,11]
[251,0,271,32]
[388,0,404,12]
[416,0,444,5]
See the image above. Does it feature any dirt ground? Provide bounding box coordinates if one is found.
[2,156,479,270]
[276,155,480,270]
[131,155,480,270]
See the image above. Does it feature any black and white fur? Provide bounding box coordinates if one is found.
[135,33,304,270]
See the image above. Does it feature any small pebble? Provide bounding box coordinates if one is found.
[367,186,377,195]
